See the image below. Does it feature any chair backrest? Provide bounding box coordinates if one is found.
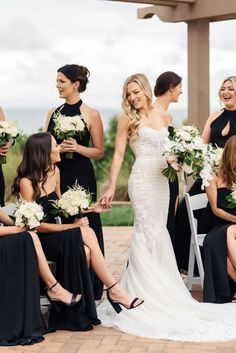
[185,192,208,232]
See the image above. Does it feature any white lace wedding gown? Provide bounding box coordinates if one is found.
[98,126,236,342]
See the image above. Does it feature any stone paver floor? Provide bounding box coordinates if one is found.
[1,226,236,353]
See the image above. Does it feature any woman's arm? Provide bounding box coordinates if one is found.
[202,111,222,144]
[44,108,56,132]
[0,107,11,156]
[0,225,25,237]
[206,176,236,223]
[60,110,104,160]
[100,115,129,208]
[0,107,5,121]
[0,209,14,226]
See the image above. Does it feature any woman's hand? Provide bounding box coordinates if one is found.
[60,138,78,153]
[88,201,111,213]
[100,187,115,208]
[0,141,11,156]
[74,216,89,228]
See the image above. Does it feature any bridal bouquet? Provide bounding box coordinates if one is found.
[162,125,223,189]
[53,111,86,159]
[51,182,92,218]
[0,120,19,164]
[14,200,44,230]
[226,184,236,209]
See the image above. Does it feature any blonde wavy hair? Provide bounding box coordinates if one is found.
[218,76,236,101]
[122,73,152,141]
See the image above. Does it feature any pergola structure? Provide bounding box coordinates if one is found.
[110,0,236,131]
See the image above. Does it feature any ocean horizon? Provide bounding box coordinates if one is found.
[3,107,188,135]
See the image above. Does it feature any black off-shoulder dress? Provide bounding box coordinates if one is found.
[37,192,100,331]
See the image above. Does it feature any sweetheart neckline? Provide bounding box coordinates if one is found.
[139,126,168,134]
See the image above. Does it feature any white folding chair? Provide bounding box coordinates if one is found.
[185,192,208,290]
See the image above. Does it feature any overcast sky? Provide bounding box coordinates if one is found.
[0,0,235,112]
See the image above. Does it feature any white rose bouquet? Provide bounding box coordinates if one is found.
[0,120,19,164]
[51,182,92,218]
[162,125,222,189]
[14,201,44,230]
[53,111,86,159]
[226,184,236,209]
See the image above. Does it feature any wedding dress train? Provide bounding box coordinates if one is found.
[98,127,236,342]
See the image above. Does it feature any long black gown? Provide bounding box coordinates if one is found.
[37,192,100,331]
[175,108,236,272]
[203,188,236,303]
[167,126,179,250]
[47,100,104,300]
[0,231,45,346]
[0,166,5,206]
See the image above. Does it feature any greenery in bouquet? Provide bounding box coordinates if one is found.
[226,183,236,209]
[53,111,87,159]
[0,120,20,164]
[14,200,44,230]
[51,182,93,218]
[162,125,223,188]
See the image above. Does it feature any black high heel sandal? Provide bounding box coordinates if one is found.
[104,282,144,314]
[45,281,80,312]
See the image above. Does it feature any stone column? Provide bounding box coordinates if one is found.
[187,19,210,132]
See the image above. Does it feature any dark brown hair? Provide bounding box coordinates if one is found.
[12,132,53,200]
[154,71,182,97]
[57,64,90,93]
[220,135,236,188]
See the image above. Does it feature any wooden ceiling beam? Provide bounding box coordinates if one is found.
[137,0,236,22]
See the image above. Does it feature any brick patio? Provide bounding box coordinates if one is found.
[1,226,236,353]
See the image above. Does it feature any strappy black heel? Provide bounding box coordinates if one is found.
[104,282,144,314]
[45,281,80,312]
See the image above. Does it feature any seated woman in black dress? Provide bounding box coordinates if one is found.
[12,132,143,331]
[175,75,236,272]
[0,209,80,346]
[203,135,236,303]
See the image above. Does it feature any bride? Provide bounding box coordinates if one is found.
[98,73,236,342]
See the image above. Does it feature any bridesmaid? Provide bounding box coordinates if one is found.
[45,64,104,299]
[12,132,143,331]
[203,135,236,303]
[0,210,80,346]
[175,76,236,273]
[152,71,182,249]
[0,107,11,206]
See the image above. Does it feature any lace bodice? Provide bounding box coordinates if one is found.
[130,126,169,163]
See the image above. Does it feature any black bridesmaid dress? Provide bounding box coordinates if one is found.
[47,100,104,300]
[203,188,236,303]
[37,192,100,331]
[0,232,44,346]
[0,165,5,206]
[167,126,179,250]
[175,108,236,272]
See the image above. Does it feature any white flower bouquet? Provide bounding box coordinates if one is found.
[14,201,44,230]
[0,120,19,164]
[162,125,223,189]
[53,111,86,159]
[51,182,92,218]
[226,184,236,209]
